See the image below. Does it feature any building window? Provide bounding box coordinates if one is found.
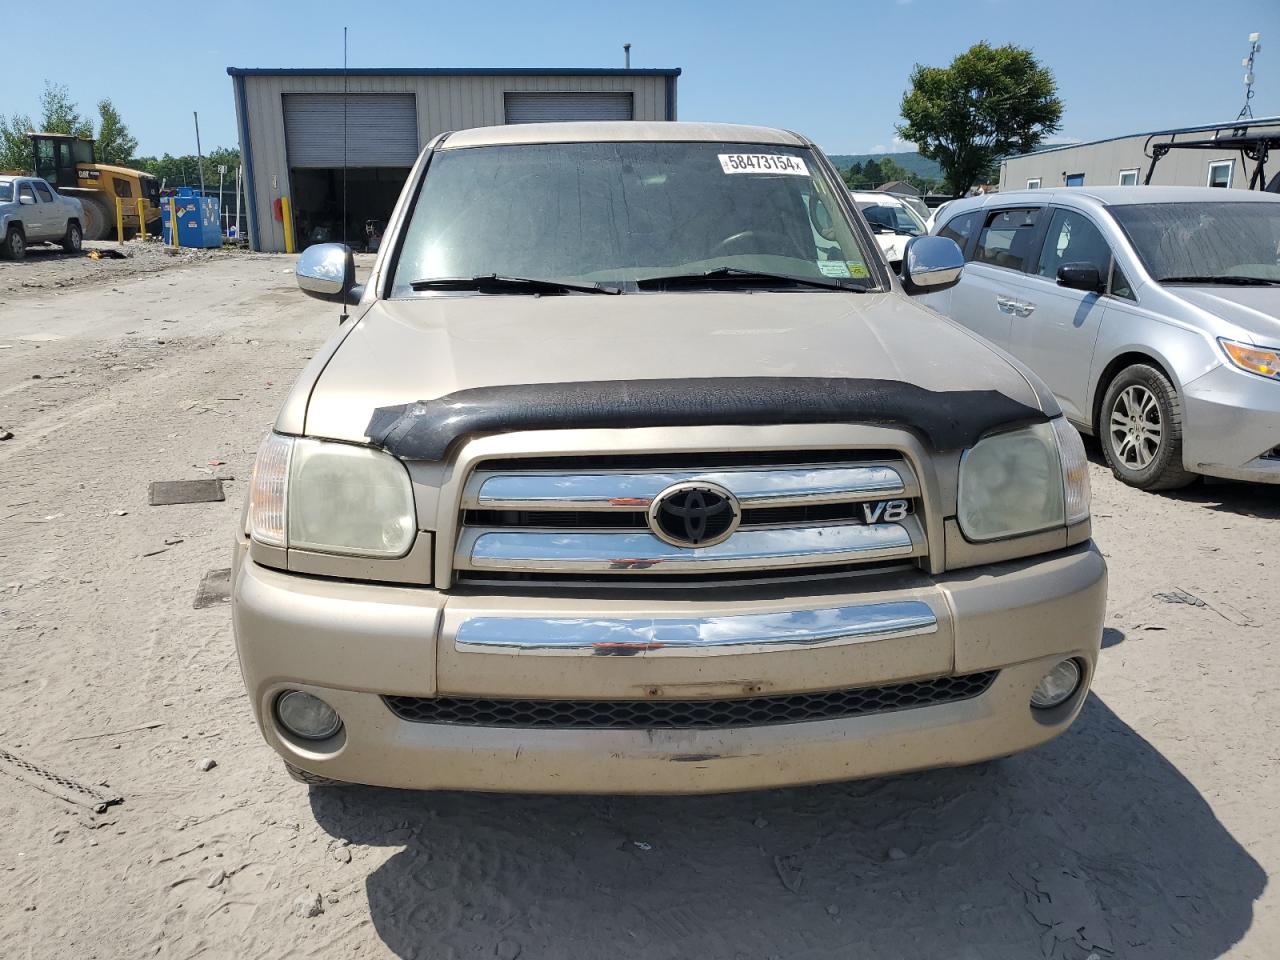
[1026,178,1041,189]
[1065,173,1085,187]
[1118,169,1139,186]
[1207,159,1234,188]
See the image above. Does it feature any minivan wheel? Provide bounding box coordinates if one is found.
[62,220,83,253]
[2,226,25,260]
[1099,364,1197,490]
[283,760,340,786]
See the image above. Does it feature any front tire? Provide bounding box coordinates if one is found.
[79,196,114,241]
[1,226,25,260]
[62,220,83,253]
[1099,364,1196,490]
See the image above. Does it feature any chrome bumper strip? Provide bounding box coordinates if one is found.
[466,464,909,511]
[459,521,919,573]
[454,600,939,656]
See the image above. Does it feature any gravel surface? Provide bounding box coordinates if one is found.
[0,253,1276,959]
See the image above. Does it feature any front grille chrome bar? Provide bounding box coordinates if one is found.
[465,464,911,511]
[458,520,920,573]
[454,600,938,656]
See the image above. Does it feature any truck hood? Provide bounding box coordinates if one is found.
[302,291,1042,443]
[1172,286,1280,344]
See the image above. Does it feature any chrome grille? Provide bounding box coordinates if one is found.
[454,455,928,579]
[384,672,997,729]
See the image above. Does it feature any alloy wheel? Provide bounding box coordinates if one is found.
[1109,384,1162,469]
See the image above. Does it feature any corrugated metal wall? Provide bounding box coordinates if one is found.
[235,73,672,252]
[999,121,1280,192]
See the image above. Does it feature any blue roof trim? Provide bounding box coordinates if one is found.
[1008,115,1280,160]
[227,66,681,78]
[232,73,261,251]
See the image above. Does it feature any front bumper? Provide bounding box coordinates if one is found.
[232,542,1107,794]
[1182,363,1280,483]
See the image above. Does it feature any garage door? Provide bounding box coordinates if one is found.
[504,92,634,124]
[283,93,419,168]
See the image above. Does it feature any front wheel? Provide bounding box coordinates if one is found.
[62,220,83,253]
[1099,364,1196,490]
[1,227,25,260]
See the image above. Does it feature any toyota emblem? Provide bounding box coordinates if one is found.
[647,481,742,548]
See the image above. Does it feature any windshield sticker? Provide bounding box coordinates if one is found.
[718,154,810,176]
[817,260,852,278]
[847,262,869,278]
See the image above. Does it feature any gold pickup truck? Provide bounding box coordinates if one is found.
[232,121,1105,794]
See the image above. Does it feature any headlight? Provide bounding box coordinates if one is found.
[957,420,1090,541]
[249,433,416,557]
[1220,338,1280,380]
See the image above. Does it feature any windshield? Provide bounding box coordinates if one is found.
[1109,201,1280,282]
[391,141,873,295]
[0,182,12,202]
[855,199,926,236]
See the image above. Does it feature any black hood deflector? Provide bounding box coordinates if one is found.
[364,377,1046,461]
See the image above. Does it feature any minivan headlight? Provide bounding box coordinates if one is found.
[249,433,416,557]
[1220,338,1280,380]
[957,419,1089,541]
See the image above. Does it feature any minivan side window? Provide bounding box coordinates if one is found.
[33,181,55,202]
[1036,209,1112,282]
[937,211,981,255]
[973,208,1041,271]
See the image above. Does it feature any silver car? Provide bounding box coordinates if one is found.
[924,187,1280,489]
[0,175,85,259]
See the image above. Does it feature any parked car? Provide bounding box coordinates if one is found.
[849,190,927,267]
[924,187,1280,489]
[925,198,956,234]
[0,175,84,259]
[233,121,1105,794]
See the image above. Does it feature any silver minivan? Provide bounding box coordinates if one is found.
[924,187,1280,490]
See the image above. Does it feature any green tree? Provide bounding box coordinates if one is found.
[861,158,885,187]
[897,42,1063,197]
[134,147,241,188]
[842,160,864,188]
[0,113,33,171]
[39,81,92,138]
[95,99,138,165]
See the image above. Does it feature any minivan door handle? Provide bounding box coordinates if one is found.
[996,295,1020,315]
[1016,300,1036,317]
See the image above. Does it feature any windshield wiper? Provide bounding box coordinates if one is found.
[409,274,621,295]
[1156,274,1279,286]
[635,267,867,292]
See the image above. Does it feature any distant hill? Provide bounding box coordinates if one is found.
[826,152,943,182]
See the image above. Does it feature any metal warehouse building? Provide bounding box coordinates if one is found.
[1000,116,1280,193]
[228,66,681,253]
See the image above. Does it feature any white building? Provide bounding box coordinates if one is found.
[1000,117,1280,194]
[228,66,681,252]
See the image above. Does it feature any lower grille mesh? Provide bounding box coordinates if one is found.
[384,672,997,730]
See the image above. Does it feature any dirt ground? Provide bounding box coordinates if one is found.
[0,250,1275,960]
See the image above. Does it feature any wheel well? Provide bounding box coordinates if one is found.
[1091,352,1175,433]
[5,221,24,237]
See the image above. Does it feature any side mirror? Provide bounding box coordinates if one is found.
[296,243,356,303]
[1057,262,1104,294]
[19,194,36,206]
[900,235,964,295]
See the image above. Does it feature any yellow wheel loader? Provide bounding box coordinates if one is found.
[29,132,162,240]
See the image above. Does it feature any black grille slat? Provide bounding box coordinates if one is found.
[464,501,914,530]
[384,672,996,730]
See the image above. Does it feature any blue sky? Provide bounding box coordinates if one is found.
[4,0,1277,157]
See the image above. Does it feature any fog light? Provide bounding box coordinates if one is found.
[276,690,342,740]
[1031,659,1082,709]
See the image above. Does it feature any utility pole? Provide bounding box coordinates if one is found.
[1237,32,1262,122]
[193,111,206,195]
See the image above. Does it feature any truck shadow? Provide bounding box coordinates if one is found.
[311,694,1264,960]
